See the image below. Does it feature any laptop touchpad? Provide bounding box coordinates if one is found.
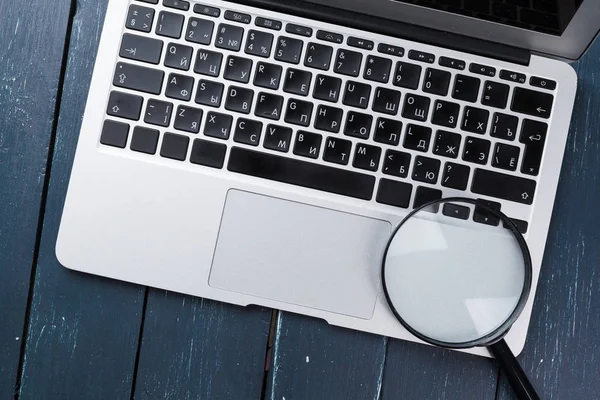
[209,190,392,319]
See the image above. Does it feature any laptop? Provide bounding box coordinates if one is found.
[56,0,599,357]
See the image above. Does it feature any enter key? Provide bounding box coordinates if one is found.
[520,119,548,176]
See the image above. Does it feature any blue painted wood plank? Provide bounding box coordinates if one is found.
[18,1,147,398]
[0,0,72,397]
[133,291,271,399]
[497,41,600,400]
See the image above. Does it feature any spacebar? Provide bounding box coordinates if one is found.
[228,147,376,201]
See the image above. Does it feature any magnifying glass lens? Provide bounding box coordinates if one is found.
[383,199,528,346]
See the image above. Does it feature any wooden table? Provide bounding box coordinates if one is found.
[1,1,599,398]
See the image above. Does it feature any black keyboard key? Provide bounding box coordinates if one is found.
[224,10,251,24]
[204,111,233,140]
[186,17,214,45]
[393,61,421,90]
[530,76,556,90]
[520,119,547,176]
[438,56,465,71]
[275,36,303,64]
[255,92,284,120]
[126,5,154,33]
[378,44,405,57]
[313,75,342,102]
[165,73,194,101]
[315,105,343,133]
[234,118,263,146]
[377,179,413,209]
[491,113,518,141]
[402,94,430,122]
[423,68,451,96]
[144,99,173,127]
[160,132,189,161]
[316,30,343,44]
[323,137,352,165]
[194,4,220,17]
[382,150,411,178]
[500,70,526,84]
[156,11,184,39]
[164,43,193,71]
[373,87,401,116]
[408,50,435,64]
[364,56,392,83]
[195,79,224,107]
[100,120,129,148]
[285,99,313,127]
[215,23,244,51]
[347,37,374,50]
[283,68,312,96]
[334,49,362,77]
[174,105,202,133]
[106,91,143,121]
[441,162,470,190]
[404,124,432,152]
[353,144,382,172]
[113,62,164,95]
[190,139,227,169]
[294,131,322,159]
[482,81,509,109]
[305,43,333,71]
[504,218,528,234]
[245,30,274,58]
[432,100,459,128]
[433,130,461,159]
[254,62,283,90]
[119,33,163,64]
[194,49,223,77]
[443,203,470,220]
[414,186,442,211]
[286,23,312,37]
[264,124,293,152]
[374,118,402,146]
[473,200,502,226]
[452,74,480,103]
[469,63,496,77]
[413,156,440,184]
[225,86,254,114]
[138,0,158,3]
[462,106,489,134]
[224,55,253,83]
[342,81,371,109]
[492,143,520,171]
[131,126,159,154]
[511,87,553,119]
[164,0,189,11]
[344,112,372,140]
[463,136,491,165]
[255,17,282,31]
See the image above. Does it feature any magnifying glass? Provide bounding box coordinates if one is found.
[382,197,540,400]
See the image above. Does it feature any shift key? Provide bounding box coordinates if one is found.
[113,62,164,94]
[471,168,536,205]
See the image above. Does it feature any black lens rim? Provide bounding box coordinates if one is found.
[381,197,533,349]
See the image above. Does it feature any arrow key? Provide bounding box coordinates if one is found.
[119,33,163,64]
[511,87,553,119]
[473,199,501,226]
[442,203,470,220]
[519,119,547,176]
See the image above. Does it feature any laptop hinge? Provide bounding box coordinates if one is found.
[226,0,531,66]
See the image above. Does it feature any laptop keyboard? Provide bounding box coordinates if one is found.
[100,0,558,232]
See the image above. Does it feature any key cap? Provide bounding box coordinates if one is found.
[334,49,362,77]
[433,130,461,159]
[491,113,518,141]
[504,218,528,234]
[113,62,164,95]
[100,120,129,148]
[393,61,421,90]
[492,143,520,171]
[294,131,322,159]
[344,112,372,140]
[452,74,480,103]
[413,156,440,184]
[511,87,553,119]
[305,43,333,71]
[119,33,163,64]
[156,11,184,38]
[438,56,466,71]
[234,118,263,146]
[224,10,251,24]
[194,49,222,77]
[254,62,282,90]
[315,105,343,133]
[275,36,303,64]
[224,56,253,83]
[195,79,224,107]
[353,144,382,172]
[164,43,193,71]
[473,200,502,226]
[342,81,371,109]
[215,23,244,51]
[286,24,312,37]
[194,4,220,17]
[530,76,556,90]
[316,30,343,44]
[347,37,374,50]
[374,118,402,146]
[500,70,526,84]
[164,0,190,11]
[442,203,470,220]
[186,17,214,45]
[463,136,490,165]
[160,132,189,161]
[165,73,194,101]
[204,111,233,140]
[378,44,404,57]
[264,124,293,152]
[283,68,312,96]
[373,87,401,116]
[106,91,143,121]
[408,50,435,64]
[469,63,496,77]
[144,99,173,127]
[245,30,274,58]
[423,68,451,96]
[377,179,413,209]
[323,137,352,165]
[285,99,313,127]
[255,17,282,31]
[126,5,154,33]
[174,105,202,133]
[364,56,392,83]
[130,126,159,154]
[520,119,547,176]
[441,162,470,190]
[402,94,430,122]
[404,124,432,152]
[138,0,159,4]
[313,75,342,103]
[225,86,254,114]
[255,92,284,120]
[382,150,411,178]
[462,106,489,134]
[431,100,459,128]
[190,139,227,169]
[482,81,509,109]
[414,186,442,211]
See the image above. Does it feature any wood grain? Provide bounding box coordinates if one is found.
[0,0,71,397]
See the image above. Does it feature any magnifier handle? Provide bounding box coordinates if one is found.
[489,340,540,400]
